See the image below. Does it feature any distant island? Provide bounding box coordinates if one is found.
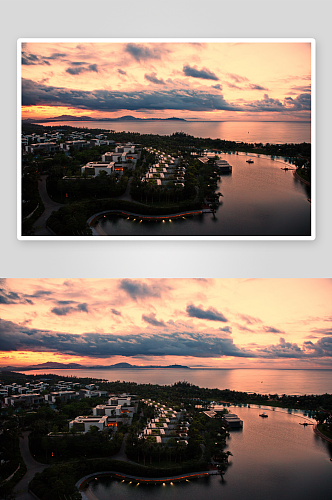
[0,362,191,371]
[22,114,187,123]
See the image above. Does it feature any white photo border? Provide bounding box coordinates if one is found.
[17,38,316,241]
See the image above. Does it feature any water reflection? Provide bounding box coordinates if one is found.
[86,406,331,500]
[96,153,311,237]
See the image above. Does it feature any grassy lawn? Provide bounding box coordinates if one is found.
[295,168,310,184]
[317,424,332,440]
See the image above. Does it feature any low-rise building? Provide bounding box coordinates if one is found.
[44,391,80,404]
[5,394,44,406]
[69,415,108,433]
[81,162,115,176]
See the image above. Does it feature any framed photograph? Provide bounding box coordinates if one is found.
[18,39,315,240]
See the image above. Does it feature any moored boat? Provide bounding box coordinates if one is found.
[259,412,268,418]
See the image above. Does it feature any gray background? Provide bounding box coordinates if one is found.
[2,0,330,278]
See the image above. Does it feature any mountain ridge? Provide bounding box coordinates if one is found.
[0,362,191,371]
[22,115,187,123]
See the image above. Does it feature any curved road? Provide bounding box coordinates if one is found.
[32,175,137,236]
[14,431,48,500]
[32,175,64,236]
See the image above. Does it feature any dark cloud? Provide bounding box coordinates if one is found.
[70,61,87,66]
[183,64,219,81]
[66,63,98,75]
[77,303,89,312]
[186,303,227,322]
[259,337,304,358]
[66,67,86,75]
[310,328,332,336]
[142,313,166,327]
[118,279,170,301]
[219,326,232,333]
[0,319,250,358]
[144,72,166,85]
[248,84,269,91]
[246,94,285,112]
[51,306,75,316]
[26,290,53,299]
[125,43,168,62]
[212,84,222,90]
[111,308,122,316]
[118,69,127,75]
[284,93,311,110]
[0,287,33,305]
[48,52,67,59]
[0,289,20,304]
[290,85,311,92]
[51,303,89,316]
[303,337,332,357]
[22,79,310,115]
[262,326,284,334]
[22,52,51,66]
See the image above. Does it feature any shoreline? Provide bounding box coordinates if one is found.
[313,424,332,444]
[89,209,211,236]
[77,470,216,494]
[293,169,311,186]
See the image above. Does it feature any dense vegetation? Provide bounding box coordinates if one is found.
[0,420,27,500]
[22,123,311,159]
[2,372,331,411]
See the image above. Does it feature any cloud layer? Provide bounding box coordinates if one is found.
[22,78,310,114]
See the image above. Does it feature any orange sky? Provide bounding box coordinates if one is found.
[0,278,330,369]
[21,41,312,121]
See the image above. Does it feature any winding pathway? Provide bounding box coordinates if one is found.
[14,431,48,500]
[32,175,64,235]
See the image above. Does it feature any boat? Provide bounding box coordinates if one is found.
[259,412,268,418]
[246,159,254,164]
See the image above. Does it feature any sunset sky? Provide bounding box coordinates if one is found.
[0,278,331,369]
[21,40,312,122]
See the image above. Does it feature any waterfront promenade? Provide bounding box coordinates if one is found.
[89,208,211,235]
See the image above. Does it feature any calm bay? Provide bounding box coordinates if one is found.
[87,405,332,500]
[96,152,311,237]
[22,368,332,396]
[34,120,311,145]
